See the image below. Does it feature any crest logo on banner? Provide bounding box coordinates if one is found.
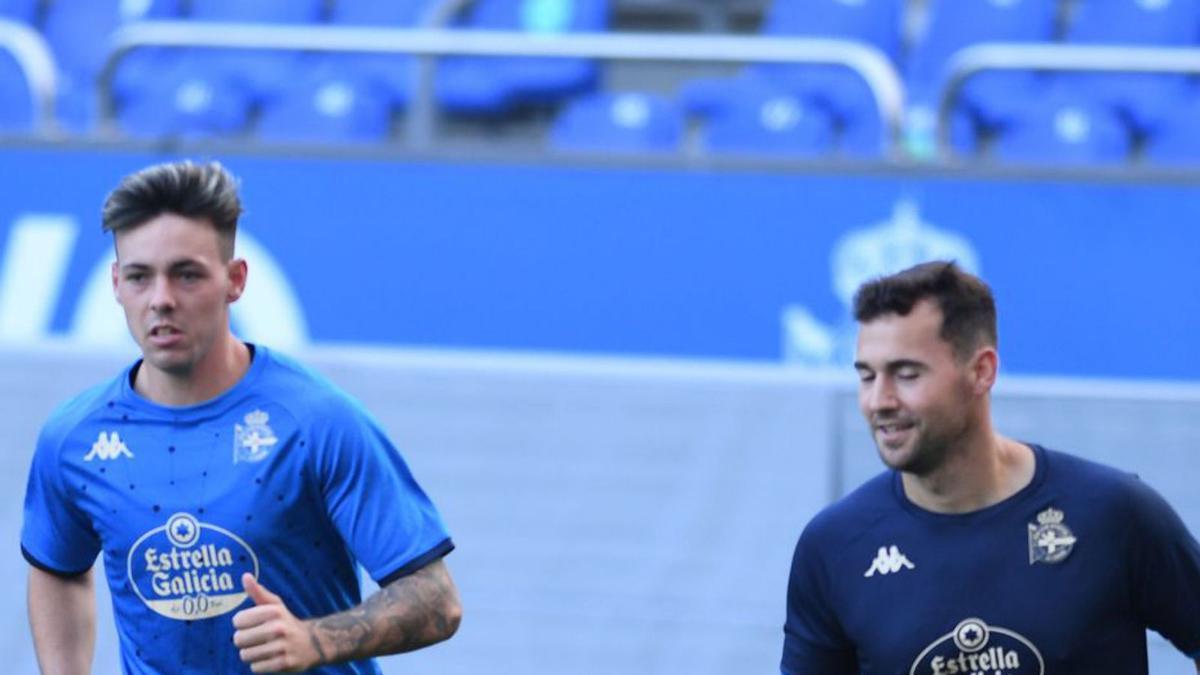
[781,200,981,366]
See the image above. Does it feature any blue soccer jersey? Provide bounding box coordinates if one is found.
[22,346,454,674]
[782,445,1200,674]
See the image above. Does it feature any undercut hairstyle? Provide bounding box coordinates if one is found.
[853,260,998,360]
[102,161,243,261]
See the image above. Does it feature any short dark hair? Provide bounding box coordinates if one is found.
[853,260,997,360]
[102,161,243,260]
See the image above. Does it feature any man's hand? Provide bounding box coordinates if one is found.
[232,573,322,673]
[232,558,460,669]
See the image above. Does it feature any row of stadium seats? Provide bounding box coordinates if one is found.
[2,0,1200,166]
[0,0,608,133]
[681,0,1200,161]
[551,86,1200,166]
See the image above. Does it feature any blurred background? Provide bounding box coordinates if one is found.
[1,0,1199,673]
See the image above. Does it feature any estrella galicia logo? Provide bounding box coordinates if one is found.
[909,618,1045,674]
[127,513,259,620]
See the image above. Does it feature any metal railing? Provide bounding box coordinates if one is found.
[0,18,57,135]
[937,42,1200,158]
[98,21,905,152]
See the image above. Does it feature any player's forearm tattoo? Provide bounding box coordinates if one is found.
[307,559,460,665]
[308,629,329,664]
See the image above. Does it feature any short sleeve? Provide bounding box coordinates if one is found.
[21,425,100,576]
[1126,477,1200,657]
[310,399,452,584]
[781,526,857,675]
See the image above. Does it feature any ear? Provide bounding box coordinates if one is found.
[110,260,119,300]
[226,258,248,304]
[968,346,999,395]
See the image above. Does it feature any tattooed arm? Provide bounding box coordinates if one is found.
[232,558,461,673]
[307,558,461,662]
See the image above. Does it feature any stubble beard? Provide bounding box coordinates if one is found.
[895,407,974,477]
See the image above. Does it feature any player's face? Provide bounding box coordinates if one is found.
[854,299,974,476]
[112,213,245,378]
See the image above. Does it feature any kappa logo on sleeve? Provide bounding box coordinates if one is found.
[864,545,916,577]
[84,431,134,461]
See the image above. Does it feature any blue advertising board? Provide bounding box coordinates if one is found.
[0,146,1197,380]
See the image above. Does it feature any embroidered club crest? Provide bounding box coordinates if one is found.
[233,409,278,464]
[1028,507,1076,565]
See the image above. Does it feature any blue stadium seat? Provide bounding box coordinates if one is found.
[897,0,1058,158]
[436,0,609,114]
[703,89,837,158]
[187,0,324,23]
[1061,0,1200,133]
[990,89,1132,165]
[0,51,33,133]
[257,63,394,144]
[43,0,181,80]
[681,67,886,157]
[906,0,1058,124]
[117,56,253,139]
[755,0,902,125]
[762,0,904,60]
[1142,91,1200,166]
[319,0,434,108]
[42,0,182,133]
[549,92,683,153]
[147,48,302,110]
[1066,0,1200,45]
[1050,71,1192,135]
[0,0,37,22]
[677,75,743,120]
[329,0,431,25]
[185,0,324,102]
[681,0,901,157]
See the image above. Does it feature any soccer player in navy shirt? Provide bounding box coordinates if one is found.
[781,261,1200,674]
[22,161,461,673]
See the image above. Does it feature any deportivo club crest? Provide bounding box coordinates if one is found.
[1028,507,1077,565]
[233,409,278,464]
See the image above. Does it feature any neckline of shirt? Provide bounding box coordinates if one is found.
[889,442,1050,524]
[115,343,268,421]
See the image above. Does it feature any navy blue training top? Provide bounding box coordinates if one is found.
[782,445,1200,674]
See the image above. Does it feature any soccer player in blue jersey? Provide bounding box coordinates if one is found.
[781,261,1200,674]
[22,161,461,674]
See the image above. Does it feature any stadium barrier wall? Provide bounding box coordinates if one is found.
[2,343,1198,674]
